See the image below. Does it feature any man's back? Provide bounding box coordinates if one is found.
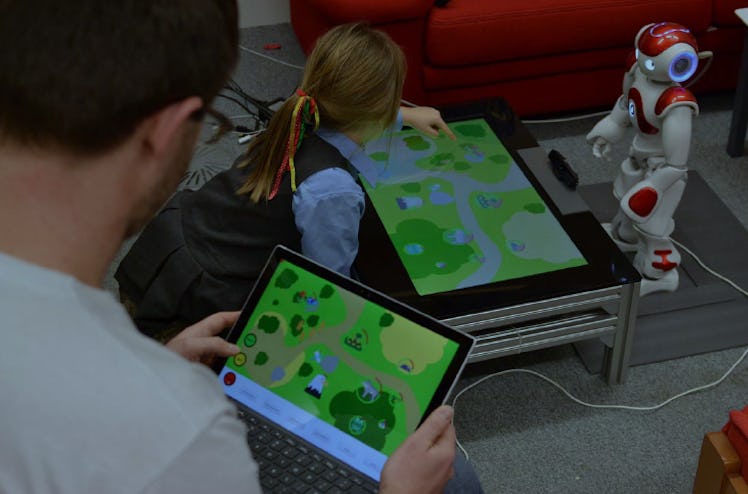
[0,252,261,493]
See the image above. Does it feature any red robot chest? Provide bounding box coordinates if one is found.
[626,84,697,136]
[626,87,659,135]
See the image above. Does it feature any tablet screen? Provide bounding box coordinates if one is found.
[213,246,474,480]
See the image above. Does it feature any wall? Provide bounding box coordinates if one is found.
[238,0,290,28]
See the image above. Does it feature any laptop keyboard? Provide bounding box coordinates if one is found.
[237,407,380,494]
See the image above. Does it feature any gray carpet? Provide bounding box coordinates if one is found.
[105,23,748,494]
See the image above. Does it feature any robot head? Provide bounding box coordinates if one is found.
[634,22,699,83]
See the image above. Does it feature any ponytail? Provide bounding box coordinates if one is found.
[236,89,319,202]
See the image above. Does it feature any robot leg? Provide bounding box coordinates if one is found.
[632,226,681,296]
[606,157,645,249]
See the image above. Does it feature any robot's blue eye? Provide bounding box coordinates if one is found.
[669,52,697,82]
[628,101,635,117]
[644,59,655,71]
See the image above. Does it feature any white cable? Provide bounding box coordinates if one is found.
[672,238,748,297]
[521,110,611,125]
[238,45,305,70]
[452,236,748,461]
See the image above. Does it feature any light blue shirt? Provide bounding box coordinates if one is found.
[292,112,403,277]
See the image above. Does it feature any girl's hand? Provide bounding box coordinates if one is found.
[401,106,456,141]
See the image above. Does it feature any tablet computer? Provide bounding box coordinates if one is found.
[212,245,474,485]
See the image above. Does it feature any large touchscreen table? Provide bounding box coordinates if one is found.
[354,99,641,384]
[362,117,587,295]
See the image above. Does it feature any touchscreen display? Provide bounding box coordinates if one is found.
[363,117,587,295]
[218,257,464,481]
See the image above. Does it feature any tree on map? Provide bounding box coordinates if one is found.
[454,123,487,138]
[379,313,394,328]
[298,362,313,377]
[430,152,454,167]
[319,284,334,299]
[254,352,268,366]
[403,135,429,151]
[291,314,304,337]
[329,389,396,451]
[401,182,421,193]
[274,268,298,289]
[257,314,279,334]
[390,218,474,278]
[306,314,320,327]
[524,202,546,214]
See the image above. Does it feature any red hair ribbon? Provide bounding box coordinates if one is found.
[269,89,320,199]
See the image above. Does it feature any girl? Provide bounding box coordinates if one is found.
[115,22,455,335]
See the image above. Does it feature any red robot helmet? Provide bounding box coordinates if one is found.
[636,22,698,56]
[634,22,699,83]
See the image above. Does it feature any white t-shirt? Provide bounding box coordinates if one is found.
[0,253,262,493]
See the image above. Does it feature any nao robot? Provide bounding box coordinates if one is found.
[587,22,711,296]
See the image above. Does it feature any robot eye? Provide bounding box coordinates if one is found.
[644,59,655,71]
[669,52,697,82]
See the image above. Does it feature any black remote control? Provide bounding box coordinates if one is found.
[548,149,579,189]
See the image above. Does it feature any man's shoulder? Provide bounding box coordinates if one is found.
[0,257,249,491]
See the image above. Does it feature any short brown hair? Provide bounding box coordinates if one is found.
[0,0,239,154]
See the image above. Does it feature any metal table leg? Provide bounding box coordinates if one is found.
[602,281,640,384]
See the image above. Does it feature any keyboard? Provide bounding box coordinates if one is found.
[237,406,380,494]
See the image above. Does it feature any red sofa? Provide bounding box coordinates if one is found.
[290,0,748,117]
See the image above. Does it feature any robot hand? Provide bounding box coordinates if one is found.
[586,115,627,161]
[589,136,612,160]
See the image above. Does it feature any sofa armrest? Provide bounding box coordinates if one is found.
[726,474,748,494]
[694,432,741,494]
[303,0,433,24]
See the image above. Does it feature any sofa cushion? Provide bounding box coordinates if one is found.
[425,0,713,67]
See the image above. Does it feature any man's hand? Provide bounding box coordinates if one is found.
[166,311,240,365]
[401,106,457,141]
[379,405,456,494]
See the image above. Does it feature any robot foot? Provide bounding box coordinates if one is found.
[639,269,679,297]
[602,223,638,253]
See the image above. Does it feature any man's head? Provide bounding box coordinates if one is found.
[0,0,238,155]
[0,1,238,238]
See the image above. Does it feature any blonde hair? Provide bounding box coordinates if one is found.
[237,22,406,202]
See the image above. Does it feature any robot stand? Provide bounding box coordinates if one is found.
[574,172,748,371]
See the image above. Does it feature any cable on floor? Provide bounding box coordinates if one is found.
[238,44,305,70]
[452,237,748,460]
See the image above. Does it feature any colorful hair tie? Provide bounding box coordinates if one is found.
[269,89,320,199]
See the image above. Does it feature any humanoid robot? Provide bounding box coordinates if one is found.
[587,22,711,296]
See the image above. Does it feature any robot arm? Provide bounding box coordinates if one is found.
[661,105,694,166]
[586,96,631,160]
